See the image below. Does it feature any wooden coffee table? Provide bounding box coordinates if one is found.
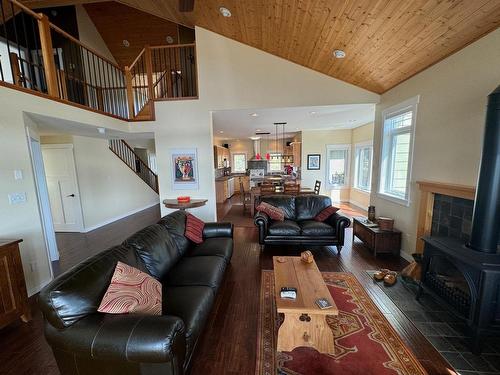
[273,256,338,354]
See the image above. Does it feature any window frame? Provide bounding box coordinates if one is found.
[231,152,247,173]
[378,96,419,206]
[326,144,351,188]
[353,141,373,193]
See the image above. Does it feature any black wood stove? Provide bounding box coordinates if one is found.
[418,85,500,354]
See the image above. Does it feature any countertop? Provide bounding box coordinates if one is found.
[215,174,248,181]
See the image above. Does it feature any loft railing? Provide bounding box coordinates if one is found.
[109,139,159,193]
[0,0,198,121]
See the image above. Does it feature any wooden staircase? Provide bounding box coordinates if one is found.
[109,139,159,193]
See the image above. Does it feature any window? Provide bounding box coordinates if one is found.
[268,153,282,172]
[326,145,350,187]
[379,96,419,205]
[232,153,247,173]
[354,142,373,191]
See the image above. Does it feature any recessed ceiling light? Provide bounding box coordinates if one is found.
[122,39,130,47]
[256,128,261,132]
[166,36,174,44]
[219,7,231,17]
[309,111,317,115]
[349,119,356,122]
[250,113,258,117]
[333,49,346,59]
[97,127,105,134]
[219,130,224,133]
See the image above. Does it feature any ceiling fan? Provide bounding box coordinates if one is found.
[179,0,195,12]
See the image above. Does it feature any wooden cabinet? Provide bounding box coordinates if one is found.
[213,146,231,169]
[215,177,235,203]
[0,239,31,329]
[353,217,401,257]
[234,176,250,193]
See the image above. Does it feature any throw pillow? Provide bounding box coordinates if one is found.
[314,206,339,222]
[185,213,205,244]
[98,261,162,315]
[256,201,285,221]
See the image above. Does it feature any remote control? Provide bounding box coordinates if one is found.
[280,287,297,300]
[315,298,333,309]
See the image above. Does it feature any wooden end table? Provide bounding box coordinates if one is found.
[273,256,338,354]
[353,216,401,257]
[163,199,207,211]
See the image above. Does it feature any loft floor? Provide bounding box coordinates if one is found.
[0,201,453,375]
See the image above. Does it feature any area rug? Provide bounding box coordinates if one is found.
[256,271,427,375]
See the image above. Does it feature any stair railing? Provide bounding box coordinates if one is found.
[0,0,198,121]
[108,139,159,193]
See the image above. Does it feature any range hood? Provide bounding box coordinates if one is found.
[250,138,264,160]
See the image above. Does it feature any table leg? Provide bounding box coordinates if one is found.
[277,313,335,354]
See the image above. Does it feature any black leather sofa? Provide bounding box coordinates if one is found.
[254,194,350,253]
[38,210,233,375]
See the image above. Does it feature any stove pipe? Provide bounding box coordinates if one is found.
[468,85,500,253]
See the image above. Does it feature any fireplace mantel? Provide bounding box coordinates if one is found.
[415,180,476,253]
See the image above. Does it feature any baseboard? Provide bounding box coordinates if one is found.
[348,199,368,211]
[82,202,159,233]
[399,250,414,262]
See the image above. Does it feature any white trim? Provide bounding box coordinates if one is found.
[82,202,159,233]
[348,199,368,211]
[326,143,351,188]
[353,141,373,192]
[28,277,53,297]
[399,250,414,263]
[378,95,419,206]
[40,144,74,150]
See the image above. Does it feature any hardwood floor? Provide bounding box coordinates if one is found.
[0,204,453,375]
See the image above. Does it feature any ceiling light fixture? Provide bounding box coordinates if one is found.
[309,111,317,115]
[333,49,346,59]
[97,127,105,134]
[166,36,174,44]
[250,113,258,117]
[122,39,130,47]
[256,128,261,131]
[250,136,261,140]
[219,130,224,133]
[219,7,232,17]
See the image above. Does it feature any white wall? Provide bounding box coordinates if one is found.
[132,27,379,221]
[370,28,500,258]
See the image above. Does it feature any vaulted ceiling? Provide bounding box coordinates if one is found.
[24,0,500,94]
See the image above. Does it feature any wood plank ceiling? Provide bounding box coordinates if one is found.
[22,0,500,93]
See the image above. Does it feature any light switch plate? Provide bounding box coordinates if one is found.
[14,169,23,180]
[8,192,27,204]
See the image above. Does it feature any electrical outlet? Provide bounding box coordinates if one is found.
[8,192,27,204]
[13,169,23,180]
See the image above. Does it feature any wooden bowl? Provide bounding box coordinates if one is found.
[177,196,191,203]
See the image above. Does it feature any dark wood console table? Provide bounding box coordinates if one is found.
[353,217,401,257]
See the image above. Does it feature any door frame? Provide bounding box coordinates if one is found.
[26,130,59,265]
[41,143,85,232]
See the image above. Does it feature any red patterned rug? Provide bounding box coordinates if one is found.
[256,271,427,375]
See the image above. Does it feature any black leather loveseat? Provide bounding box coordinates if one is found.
[39,210,233,375]
[254,194,350,253]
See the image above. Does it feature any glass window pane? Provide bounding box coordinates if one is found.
[390,132,410,196]
[233,154,246,173]
[356,146,372,191]
[328,148,348,186]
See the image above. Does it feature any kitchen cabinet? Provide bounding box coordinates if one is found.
[213,146,231,169]
[234,176,250,193]
[215,177,235,203]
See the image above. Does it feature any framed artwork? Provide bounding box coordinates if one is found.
[171,148,199,190]
[307,154,321,170]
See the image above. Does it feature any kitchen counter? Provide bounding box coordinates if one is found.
[215,176,235,182]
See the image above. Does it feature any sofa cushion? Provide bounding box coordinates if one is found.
[38,245,146,329]
[158,211,191,256]
[300,220,336,236]
[314,205,340,222]
[185,213,205,244]
[165,256,226,291]
[258,195,296,220]
[163,285,214,358]
[256,201,284,221]
[98,261,162,315]
[124,224,180,280]
[187,238,233,263]
[295,195,332,221]
[268,220,301,236]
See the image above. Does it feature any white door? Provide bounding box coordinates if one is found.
[41,144,84,232]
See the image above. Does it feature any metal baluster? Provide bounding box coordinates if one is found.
[20,11,33,90]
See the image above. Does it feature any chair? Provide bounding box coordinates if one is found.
[284,183,300,195]
[260,184,276,195]
[239,179,251,212]
[314,180,321,195]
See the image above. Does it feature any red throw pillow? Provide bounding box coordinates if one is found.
[314,206,339,222]
[185,213,205,244]
[256,201,285,221]
[98,261,162,315]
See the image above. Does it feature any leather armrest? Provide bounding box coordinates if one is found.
[44,313,186,364]
[328,213,351,245]
[254,212,270,244]
[203,222,233,238]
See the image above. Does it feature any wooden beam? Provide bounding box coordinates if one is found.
[37,14,58,97]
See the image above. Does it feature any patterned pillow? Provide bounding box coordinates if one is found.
[98,261,162,315]
[185,213,205,244]
[314,206,340,222]
[256,201,285,221]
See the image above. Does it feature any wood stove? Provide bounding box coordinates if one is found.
[417,85,500,354]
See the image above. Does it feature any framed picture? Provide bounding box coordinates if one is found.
[170,148,199,190]
[307,154,321,170]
